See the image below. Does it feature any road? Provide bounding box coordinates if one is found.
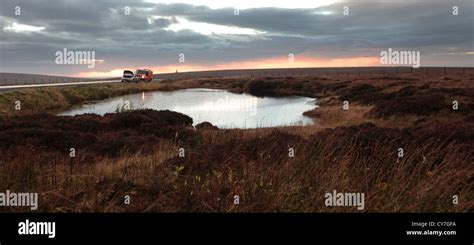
[0,79,121,92]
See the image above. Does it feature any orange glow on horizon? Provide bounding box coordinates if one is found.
[74,55,380,78]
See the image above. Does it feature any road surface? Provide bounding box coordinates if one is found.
[0,79,121,92]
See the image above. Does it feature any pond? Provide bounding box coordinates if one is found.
[59,88,318,129]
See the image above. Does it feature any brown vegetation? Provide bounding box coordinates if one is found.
[0,72,473,212]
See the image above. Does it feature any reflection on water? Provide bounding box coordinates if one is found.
[59,88,318,129]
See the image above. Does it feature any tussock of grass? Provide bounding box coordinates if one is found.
[0,73,473,212]
[0,110,472,212]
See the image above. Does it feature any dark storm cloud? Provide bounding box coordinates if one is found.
[149,1,473,48]
[0,0,227,73]
[0,0,473,75]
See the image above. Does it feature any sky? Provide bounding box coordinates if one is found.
[0,0,473,77]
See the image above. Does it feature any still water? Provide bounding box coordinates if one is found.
[59,88,317,129]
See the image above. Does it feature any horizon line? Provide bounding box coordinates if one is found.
[1,65,474,79]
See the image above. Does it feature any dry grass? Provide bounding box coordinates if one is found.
[0,73,473,213]
[1,121,472,212]
[0,82,180,116]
